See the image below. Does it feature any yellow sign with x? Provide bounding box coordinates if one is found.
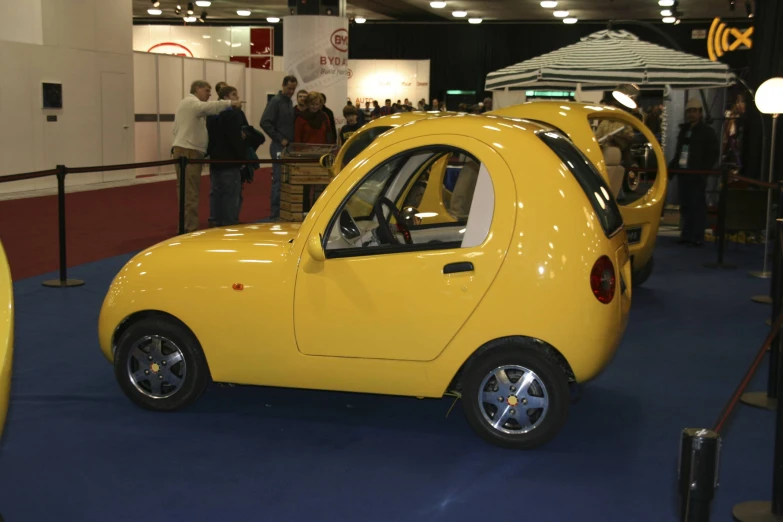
[708,17,753,62]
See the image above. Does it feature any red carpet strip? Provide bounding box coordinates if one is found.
[0,169,272,281]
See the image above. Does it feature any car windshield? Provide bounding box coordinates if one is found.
[339,126,394,168]
[537,130,624,237]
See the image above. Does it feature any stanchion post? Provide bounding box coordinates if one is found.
[742,214,783,411]
[678,428,721,522]
[177,155,188,235]
[42,165,84,288]
[704,167,737,269]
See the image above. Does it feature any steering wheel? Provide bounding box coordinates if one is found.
[373,197,412,245]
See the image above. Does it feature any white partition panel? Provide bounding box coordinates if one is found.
[183,57,205,94]
[226,61,245,98]
[205,60,226,93]
[157,54,184,114]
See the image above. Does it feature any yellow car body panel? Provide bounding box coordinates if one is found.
[0,240,14,439]
[98,114,630,400]
[489,102,667,273]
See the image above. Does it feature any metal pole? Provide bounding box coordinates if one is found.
[750,116,778,280]
[178,155,188,235]
[42,165,84,288]
[704,168,736,269]
[678,428,721,522]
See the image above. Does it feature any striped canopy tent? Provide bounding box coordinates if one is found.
[485,29,736,92]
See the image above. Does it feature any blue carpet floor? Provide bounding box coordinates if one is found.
[0,236,776,521]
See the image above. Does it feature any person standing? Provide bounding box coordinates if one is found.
[670,97,720,247]
[207,85,247,227]
[172,80,240,233]
[260,75,298,221]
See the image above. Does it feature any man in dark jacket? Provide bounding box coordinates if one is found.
[207,86,247,227]
[260,75,298,221]
[670,97,720,247]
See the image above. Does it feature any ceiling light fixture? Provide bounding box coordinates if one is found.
[563,17,578,23]
[237,9,251,16]
[267,17,281,23]
[430,1,447,8]
[746,0,754,17]
[183,16,197,22]
[658,0,674,6]
[553,10,569,17]
[151,0,160,6]
[612,84,640,109]
[452,11,467,17]
[195,1,211,6]
[662,16,676,23]
[147,8,162,15]
[199,11,207,22]
[468,18,482,23]
[354,16,366,23]
[661,9,672,16]
[187,2,194,15]
[540,1,558,7]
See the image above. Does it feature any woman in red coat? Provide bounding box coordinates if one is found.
[294,92,334,210]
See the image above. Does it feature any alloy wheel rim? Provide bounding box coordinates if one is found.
[478,364,549,435]
[127,335,187,399]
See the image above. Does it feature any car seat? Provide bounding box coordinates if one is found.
[602,146,625,198]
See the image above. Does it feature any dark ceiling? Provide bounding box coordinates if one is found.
[133,0,755,23]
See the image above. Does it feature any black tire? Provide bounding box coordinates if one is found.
[632,255,654,287]
[461,343,570,449]
[114,317,210,411]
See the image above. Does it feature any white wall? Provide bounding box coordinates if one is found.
[0,0,134,195]
[132,52,249,174]
[0,0,43,45]
[347,60,430,106]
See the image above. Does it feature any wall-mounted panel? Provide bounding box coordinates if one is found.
[157,54,184,114]
[183,58,205,95]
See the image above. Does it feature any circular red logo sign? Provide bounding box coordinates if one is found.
[331,28,348,52]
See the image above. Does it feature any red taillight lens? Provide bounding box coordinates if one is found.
[590,255,616,304]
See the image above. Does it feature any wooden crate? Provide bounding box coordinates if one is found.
[280,191,304,203]
[280,201,304,212]
[281,183,304,194]
[280,209,306,222]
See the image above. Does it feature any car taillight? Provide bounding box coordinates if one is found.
[590,255,616,304]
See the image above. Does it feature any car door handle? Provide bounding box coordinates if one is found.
[443,262,474,274]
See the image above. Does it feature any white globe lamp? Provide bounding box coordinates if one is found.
[756,78,783,115]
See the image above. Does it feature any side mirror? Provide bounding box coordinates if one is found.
[307,235,325,262]
[319,153,335,169]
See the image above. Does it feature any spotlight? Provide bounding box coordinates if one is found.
[151,0,160,6]
[729,0,736,10]
[183,16,197,22]
[468,18,482,23]
[147,8,162,15]
[175,5,181,15]
[540,1,558,7]
[658,0,674,5]
[452,11,467,17]
[195,1,211,6]
[746,0,754,17]
[430,2,447,7]
[237,9,251,16]
[662,16,676,23]
[187,2,194,15]
[354,16,365,23]
[553,10,569,17]
[661,9,672,16]
[563,17,578,24]
[199,11,207,22]
[267,17,281,23]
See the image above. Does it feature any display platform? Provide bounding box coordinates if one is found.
[0,237,773,522]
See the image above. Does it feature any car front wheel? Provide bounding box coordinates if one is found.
[114,317,210,411]
[462,345,570,449]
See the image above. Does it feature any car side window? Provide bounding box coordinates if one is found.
[324,146,495,258]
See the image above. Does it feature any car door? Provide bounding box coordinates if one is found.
[293,135,515,362]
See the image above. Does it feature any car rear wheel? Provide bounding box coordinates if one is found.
[462,345,569,449]
[114,317,209,411]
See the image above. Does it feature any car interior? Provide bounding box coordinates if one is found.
[324,148,494,256]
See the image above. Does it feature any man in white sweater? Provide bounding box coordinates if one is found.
[172,80,241,232]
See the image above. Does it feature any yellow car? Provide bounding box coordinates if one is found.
[0,239,14,440]
[98,113,631,449]
[489,102,667,287]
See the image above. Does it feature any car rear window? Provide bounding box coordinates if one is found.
[537,130,624,237]
[340,126,394,168]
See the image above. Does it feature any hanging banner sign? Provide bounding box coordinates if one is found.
[283,16,349,128]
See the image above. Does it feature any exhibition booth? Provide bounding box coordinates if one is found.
[1,1,783,521]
